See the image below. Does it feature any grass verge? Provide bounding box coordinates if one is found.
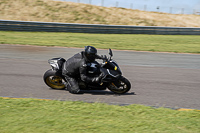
[0,97,200,133]
[0,31,200,54]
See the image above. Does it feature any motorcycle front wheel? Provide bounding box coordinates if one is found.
[43,69,66,90]
[108,76,131,94]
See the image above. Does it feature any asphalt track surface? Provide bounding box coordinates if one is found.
[0,44,200,109]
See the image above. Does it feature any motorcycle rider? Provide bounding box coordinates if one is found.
[62,46,104,94]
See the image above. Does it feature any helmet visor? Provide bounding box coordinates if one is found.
[86,53,96,62]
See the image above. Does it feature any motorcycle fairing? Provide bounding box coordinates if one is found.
[102,60,122,75]
[48,58,66,71]
[107,69,121,78]
[100,67,121,83]
[86,62,100,75]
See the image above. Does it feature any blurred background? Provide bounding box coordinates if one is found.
[1,0,200,27]
[60,0,200,15]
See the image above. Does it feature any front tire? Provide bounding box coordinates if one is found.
[108,76,131,94]
[43,69,65,90]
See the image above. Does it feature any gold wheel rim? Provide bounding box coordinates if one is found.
[110,81,127,93]
[45,76,65,89]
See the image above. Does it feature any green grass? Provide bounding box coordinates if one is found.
[0,31,200,54]
[0,98,200,133]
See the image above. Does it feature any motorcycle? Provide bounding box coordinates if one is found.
[43,49,131,94]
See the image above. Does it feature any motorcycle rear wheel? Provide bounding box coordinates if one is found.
[43,69,66,90]
[108,76,131,94]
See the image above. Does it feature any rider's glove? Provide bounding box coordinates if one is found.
[92,73,104,83]
[96,55,108,61]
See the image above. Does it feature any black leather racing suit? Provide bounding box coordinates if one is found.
[62,51,101,94]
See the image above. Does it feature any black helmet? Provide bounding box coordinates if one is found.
[84,46,97,62]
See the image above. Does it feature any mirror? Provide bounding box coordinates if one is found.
[109,48,113,57]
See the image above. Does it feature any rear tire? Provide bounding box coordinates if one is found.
[43,69,65,90]
[108,76,131,94]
